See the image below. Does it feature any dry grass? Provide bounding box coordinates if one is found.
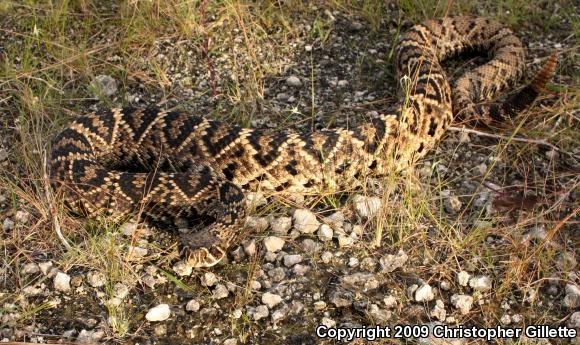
[0,0,578,343]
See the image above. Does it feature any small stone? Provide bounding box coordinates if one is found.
[321,251,333,263]
[440,280,451,291]
[230,246,245,262]
[262,292,283,308]
[253,305,269,320]
[293,264,310,275]
[512,314,523,324]
[22,262,40,275]
[360,257,376,271]
[305,45,312,52]
[331,290,353,307]
[459,131,471,143]
[14,210,30,224]
[54,272,71,291]
[451,294,473,315]
[264,236,285,253]
[341,273,379,292]
[87,271,106,288]
[337,80,349,88]
[314,301,326,310]
[232,309,243,319]
[270,216,292,234]
[338,235,354,247]
[321,317,336,328]
[76,330,104,344]
[120,222,138,236]
[2,218,14,231]
[201,272,218,287]
[185,299,200,312]
[276,92,289,102]
[568,311,580,329]
[243,239,256,257]
[146,304,171,322]
[555,252,577,271]
[212,284,229,299]
[91,75,118,97]
[457,271,470,287]
[301,238,320,254]
[379,250,408,273]
[431,300,446,321]
[500,314,512,325]
[224,338,237,345]
[283,254,302,267]
[469,276,492,291]
[113,283,129,299]
[38,261,53,275]
[268,267,286,282]
[286,76,302,87]
[353,194,382,218]
[383,295,397,309]
[369,304,391,323]
[415,283,435,302]
[348,257,359,267]
[246,217,269,232]
[293,209,320,234]
[318,224,333,241]
[246,192,267,207]
[563,284,580,309]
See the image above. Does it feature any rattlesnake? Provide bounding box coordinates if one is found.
[49,16,556,267]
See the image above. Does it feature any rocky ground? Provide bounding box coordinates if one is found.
[0,1,578,344]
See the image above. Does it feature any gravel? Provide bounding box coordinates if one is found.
[146,304,171,322]
[292,209,320,234]
[379,250,408,273]
[263,236,285,253]
[451,294,474,315]
[468,275,492,291]
[53,272,71,292]
[415,283,435,302]
[261,292,283,308]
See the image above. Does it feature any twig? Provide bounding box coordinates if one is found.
[448,126,579,160]
[43,149,71,249]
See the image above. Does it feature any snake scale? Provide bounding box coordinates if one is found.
[49,16,556,267]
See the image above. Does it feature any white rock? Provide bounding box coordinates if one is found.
[451,294,474,315]
[314,301,326,310]
[348,257,359,267]
[212,284,229,299]
[54,272,71,291]
[22,262,40,275]
[321,317,336,328]
[246,216,269,232]
[469,276,492,291]
[415,283,435,302]
[2,218,14,230]
[286,75,302,87]
[264,236,285,253]
[440,280,451,291]
[270,216,292,234]
[563,284,580,309]
[293,209,320,234]
[383,295,398,309]
[14,210,30,224]
[568,311,580,329]
[318,224,333,241]
[127,246,148,260]
[253,305,269,320]
[146,304,171,322]
[321,251,333,263]
[283,254,303,267]
[379,250,408,273]
[91,75,118,97]
[224,338,237,345]
[185,299,200,312]
[430,299,446,321]
[500,314,512,325]
[243,239,256,256]
[87,271,106,288]
[172,260,193,276]
[442,190,462,213]
[457,271,471,286]
[261,292,283,308]
[337,80,349,88]
[338,235,354,247]
[353,194,382,218]
[113,283,130,299]
[120,222,138,236]
[201,272,218,287]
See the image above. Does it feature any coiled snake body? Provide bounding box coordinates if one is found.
[50,16,556,267]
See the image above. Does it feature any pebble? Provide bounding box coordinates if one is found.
[379,250,408,273]
[146,304,171,322]
[415,283,435,302]
[212,284,229,299]
[113,283,130,299]
[440,280,451,291]
[338,235,354,247]
[369,304,391,323]
[500,314,512,325]
[431,300,447,321]
[268,267,286,282]
[383,295,398,309]
[276,92,289,102]
[119,222,138,236]
[53,272,71,291]
[264,236,285,253]
[172,260,193,276]
[293,264,310,275]
[127,246,148,260]
[39,261,53,276]
[341,273,379,292]
[321,251,333,264]
[353,194,382,218]
[563,284,580,309]
[76,330,105,344]
[469,275,492,291]
[2,218,14,231]
[185,299,200,312]
[301,238,320,254]
[457,271,471,287]
[14,210,30,224]
[243,239,256,256]
[360,257,376,271]
[224,338,237,345]
[555,252,577,271]
[318,224,333,241]
[314,301,326,310]
[348,257,359,267]
[337,79,349,88]
[293,209,320,234]
[286,75,302,87]
[331,290,353,307]
[262,292,283,308]
[201,272,218,287]
[252,305,269,320]
[270,216,292,234]
[246,216,269,232]
[568,311,580,329]
[283,254,302,267]
[451,294,474,315]
[87,271,106,288]
[91,75,118,97]
[22,262,40,275]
